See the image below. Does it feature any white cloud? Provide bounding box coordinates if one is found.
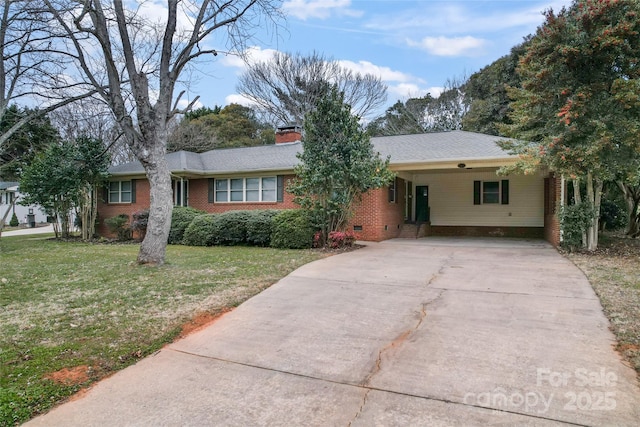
[128,0,193,35]
[224,93,257,107]
[282,0,363,21]
[221,46,280,70]
[365,1,568,35]
[406,36,487,57]
[337,60,422,84]
[387,84,443,100]
[337,59,436,102]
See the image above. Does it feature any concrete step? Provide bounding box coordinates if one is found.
[399,223,430,239]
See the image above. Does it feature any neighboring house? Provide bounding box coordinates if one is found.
[98,127,562,245]
[0,182,49,226]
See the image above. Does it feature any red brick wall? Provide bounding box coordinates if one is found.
[544,173,562,247]
[97,176,299,238]
[349,178,406,242]
[97,179,150,237]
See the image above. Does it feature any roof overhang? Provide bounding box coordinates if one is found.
[108,167,297,179]
[390,156,518,172]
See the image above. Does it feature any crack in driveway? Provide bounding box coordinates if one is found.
[348,289,447,424]
[347,255,455,425]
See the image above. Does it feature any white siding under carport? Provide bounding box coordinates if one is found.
[410,169,544,227]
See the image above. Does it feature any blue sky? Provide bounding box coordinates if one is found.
[182,0,570,116]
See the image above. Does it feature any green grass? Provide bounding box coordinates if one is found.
[0,235,322,426]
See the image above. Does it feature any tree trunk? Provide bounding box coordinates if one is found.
[585,173,603,251]
[136,143,173,265]
[90,185,98,239]
[81,186,90,240]
[572,178,587,248]
[617,181,640,238]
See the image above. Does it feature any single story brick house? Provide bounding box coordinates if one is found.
[99,128,562,245]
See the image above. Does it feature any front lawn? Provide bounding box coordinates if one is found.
[568,234,640,377]
[0,235,322,426]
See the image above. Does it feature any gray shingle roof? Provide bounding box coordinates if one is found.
[0,181,19,190]
[108,130,514,176]
[372,131,513,164]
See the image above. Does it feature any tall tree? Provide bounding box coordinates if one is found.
[75,136,111,240]
[19,141,81,237]
[367,77,468,137]
[422,78,468,132]
[0,1,96,148]
[18,137,109,239]
[0,105,59,179]
[367,97,432,136]
[289,87,394,244]
[238,51,387,125]
[43,0,282,264]
[502,0,640,250]
[50,99,130,164]
[168,103,274,152]
[462,40,529,136]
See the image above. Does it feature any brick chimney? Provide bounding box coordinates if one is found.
[275,125,302,144]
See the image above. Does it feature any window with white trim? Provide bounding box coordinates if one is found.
[173,179,189,206]
[109,181,131,203]
[215,177,277,202]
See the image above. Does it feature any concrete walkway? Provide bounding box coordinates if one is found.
[2,224,54,237]
[26,238,640,426]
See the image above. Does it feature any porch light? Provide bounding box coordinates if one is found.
[457,163,466,168]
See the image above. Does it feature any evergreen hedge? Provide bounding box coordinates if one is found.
[270,209,314,249]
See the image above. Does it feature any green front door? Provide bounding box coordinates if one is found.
[416,185,429,222]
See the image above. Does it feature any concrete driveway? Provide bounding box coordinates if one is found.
[26,238,640,426]
[2,224,54,237]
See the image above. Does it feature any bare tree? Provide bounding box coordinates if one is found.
[42,0,282,264]
[49,99,136,164]
[0,0,97,148]
[238,51,387,125]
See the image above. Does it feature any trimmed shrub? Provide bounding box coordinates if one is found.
[212,210,252,245]
[169,206,205,244]
[559,202,594,251]
[104,214,131,241]
[328,230,356,249]
[246,210,279,246]
[182,214,217,246]
[9,212,19,227]
[271,209,314,249]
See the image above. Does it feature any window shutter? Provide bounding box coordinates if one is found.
[131,179,136,203]
[277,175,284,202]
[103,185,109,204]
[501,180,509,205]
[208,178,215,203]
[473,181,481,205]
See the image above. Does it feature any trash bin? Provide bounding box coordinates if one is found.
[27,214,36,228]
